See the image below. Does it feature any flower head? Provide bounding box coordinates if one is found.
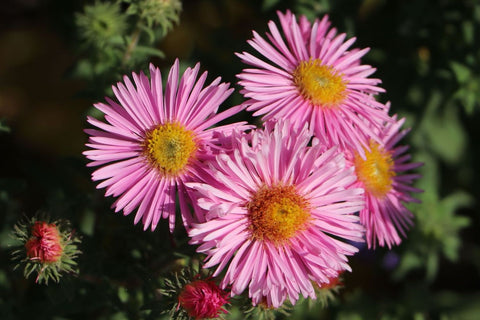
[346,114,423,248]
[84,59,248,231]
[188,121,364,308]
[12,216,81,284]
[178,279,230,319]
[236,10,390,157]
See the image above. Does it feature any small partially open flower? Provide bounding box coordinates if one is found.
[12,216,81,284]
[25,221,63,263]
[178,279,229,319]
[310,273,343,308]
[318,273,343,290]
[159,267,230,320]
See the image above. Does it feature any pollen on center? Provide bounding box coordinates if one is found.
[246,184,311,245]
[293,58,347,108]
[143,122,197,177]
[354,140,396,198]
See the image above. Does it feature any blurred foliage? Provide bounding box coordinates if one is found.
[0,0,479,319]
[72,0,181,98]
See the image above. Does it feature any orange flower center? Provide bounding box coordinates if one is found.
[354,141,396,198]
[247,184,310,245]
[293,58,347,108]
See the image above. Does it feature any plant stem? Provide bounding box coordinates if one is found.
[123,26,142,66]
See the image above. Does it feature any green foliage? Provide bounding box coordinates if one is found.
[72,0,181,97]
[413,91,468,164]
[262,0,282,11]
[0,119,10,133]
[295,0,331,18]
[451,60,480,114]
[75,1,128,49]
[125,0,182,33]
[242,300,293,320]
[392,148,472,281]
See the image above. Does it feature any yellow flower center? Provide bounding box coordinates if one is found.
[354,141,396,198]
[293,59,347,108]
[247,185,310,245]
[143,122,197,177]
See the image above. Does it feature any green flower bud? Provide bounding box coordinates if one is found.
[76,1,128,48]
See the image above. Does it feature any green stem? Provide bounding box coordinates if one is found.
[123,26,142,66]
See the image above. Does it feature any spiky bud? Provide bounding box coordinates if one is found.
[178,279,229,319]
[159,266,230,320]
[12,215,81,284]
[76,1,128,48]
[126,0,182,32]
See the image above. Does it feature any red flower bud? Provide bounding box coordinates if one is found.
[178,279,229,319]
[25,221,63,263]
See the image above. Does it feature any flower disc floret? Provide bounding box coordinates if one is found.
[354,141,395,198]
[293,59,347,108]
[247,184,310,244]
[144,122,197,177]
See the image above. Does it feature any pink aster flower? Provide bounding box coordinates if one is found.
[187,121,365,308]
[84,59,248,231]
[236,10,390,156]
[346,113,422,248]
[178,279,230,319]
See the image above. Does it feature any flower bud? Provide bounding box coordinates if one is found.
[25,221,63,263]
[12,216,81,284]
[178,279,229,319]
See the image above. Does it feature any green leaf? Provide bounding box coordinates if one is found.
[262,0,282,10]
[442,191,474,218]
[424,103,467,164]
[132,45,165,59]
[118,286,129,303]
[450,61,471,83]
[393,251,423,280]
[138,24,157,43]
[80,209,95,236]
[425,252,439,282]
[462,21,474,45]
[0,119,10,133]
